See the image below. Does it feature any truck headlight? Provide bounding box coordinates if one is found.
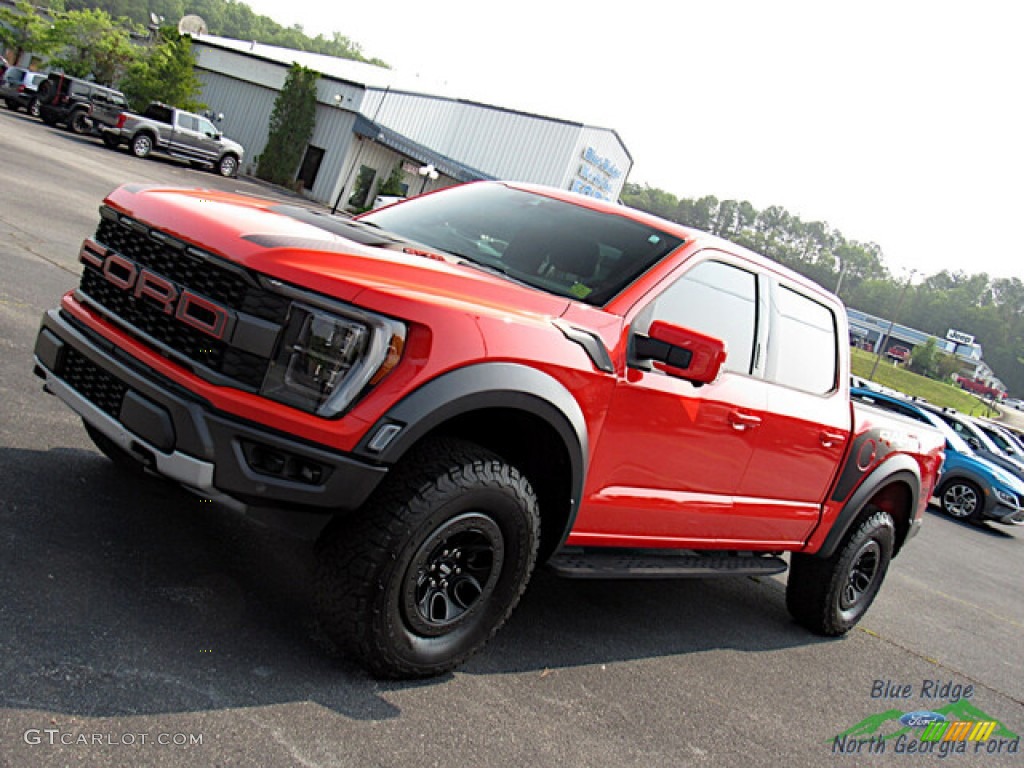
[261,287,405,417]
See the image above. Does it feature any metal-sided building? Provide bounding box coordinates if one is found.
[191,35,632,211]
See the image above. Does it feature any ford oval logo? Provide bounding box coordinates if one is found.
[900,711,946,728]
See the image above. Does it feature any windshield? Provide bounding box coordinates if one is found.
[942,425,973,455]
[360,183,683,306]
[943,414,1001,453]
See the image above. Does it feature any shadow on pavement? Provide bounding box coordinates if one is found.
[0,444,823,721]
[924,505,1019,539]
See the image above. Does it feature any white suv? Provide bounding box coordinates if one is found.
[1,67,47,117]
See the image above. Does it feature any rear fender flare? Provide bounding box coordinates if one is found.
[816,455,921,559]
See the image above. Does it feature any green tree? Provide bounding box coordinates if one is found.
[0,0,56,64]
[256,63,319,186]
[620,183,679,221]
[676,195,719,231]
[908,337,941,377]
[119,28,205,111]
[46,8,139,85]
[47,0,391,68]
[936,352,962,383]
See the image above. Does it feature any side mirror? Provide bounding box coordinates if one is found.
[634,320,727,385]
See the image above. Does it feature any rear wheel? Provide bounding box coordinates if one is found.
[316,438,540,678]
[101,133,120,149]
[938,480,982,521]
[4,98,17,111]
[131,133,153,158]
[27,97,40,118]
[786,508,895,636]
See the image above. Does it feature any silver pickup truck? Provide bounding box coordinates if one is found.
[98,102,244,177]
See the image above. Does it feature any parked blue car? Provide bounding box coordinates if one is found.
[851,388,1024,525]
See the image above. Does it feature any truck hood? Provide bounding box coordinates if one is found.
[102,185,574,320]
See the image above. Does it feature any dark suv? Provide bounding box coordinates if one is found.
[36,73,127,134]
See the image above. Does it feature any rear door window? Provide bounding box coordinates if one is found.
[769,285,837,394]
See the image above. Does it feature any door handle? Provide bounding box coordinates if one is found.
[820,430,847,448]
[729,411,762,431]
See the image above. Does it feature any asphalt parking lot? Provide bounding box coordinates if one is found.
[0,110,1021,768]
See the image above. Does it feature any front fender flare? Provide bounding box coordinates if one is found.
[355,363,589,539]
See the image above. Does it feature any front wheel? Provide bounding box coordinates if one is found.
[315,438,540,678]
[938,480,982,521]
[786,508,895,636]
[216,153,239,177]
[27,98,40,118]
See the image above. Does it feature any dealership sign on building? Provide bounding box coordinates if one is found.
[947,329,975,346]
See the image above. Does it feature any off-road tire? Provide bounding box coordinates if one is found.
[937,479,982,521]
[131,133,154,158]
[35,79,56,104]
[786,508,895,636]
[101,133,120,149]
[315,437,540,679]
[69,109,91,135]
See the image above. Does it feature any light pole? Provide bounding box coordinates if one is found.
[869,269,917,381]
[418,163,438,195]
[834,258,846,298]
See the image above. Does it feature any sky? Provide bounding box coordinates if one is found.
[237,0,1023,282]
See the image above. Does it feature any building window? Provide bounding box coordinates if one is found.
[348,165,376,208]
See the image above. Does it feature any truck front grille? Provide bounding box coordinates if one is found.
[78,215,289,391]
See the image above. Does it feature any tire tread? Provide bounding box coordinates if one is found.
[786,508,894,636]
[316,437,539,678]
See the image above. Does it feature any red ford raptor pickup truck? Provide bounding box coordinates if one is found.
[33,181,944,677]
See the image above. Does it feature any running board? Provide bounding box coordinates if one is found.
[547,549,788,579]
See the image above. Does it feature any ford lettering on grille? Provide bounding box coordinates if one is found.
[80,240,234,341]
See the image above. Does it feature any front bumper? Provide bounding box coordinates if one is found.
[33,308,388,517]
[986,499,1024,525]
